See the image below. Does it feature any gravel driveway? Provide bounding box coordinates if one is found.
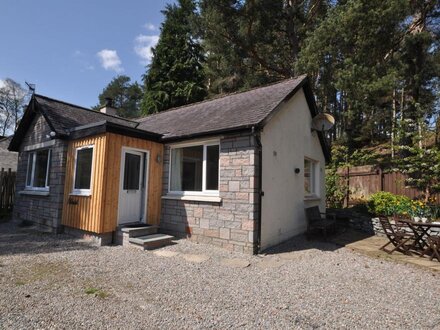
[1,222,439,329]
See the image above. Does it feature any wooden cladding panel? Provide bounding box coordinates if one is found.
[102,133,164,232]
[61,133,163,234]
[61,135,107,233]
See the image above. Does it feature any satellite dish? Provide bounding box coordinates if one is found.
[311,113,335,132]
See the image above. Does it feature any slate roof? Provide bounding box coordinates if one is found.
[9,75,329,160]
[34,95,138,136]
[136,75,307,139]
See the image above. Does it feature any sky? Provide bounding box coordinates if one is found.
[0,0,174,108]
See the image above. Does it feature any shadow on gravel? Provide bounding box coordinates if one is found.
[0,222,97,256]
[263,228,373,256]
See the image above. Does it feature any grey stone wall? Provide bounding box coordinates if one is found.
[13,114,68,232]
[160,133,260,254]
[0,137,18,171]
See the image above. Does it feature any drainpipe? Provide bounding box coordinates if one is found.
[252,126,263,254]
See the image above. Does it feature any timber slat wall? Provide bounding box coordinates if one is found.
[338,165,440,205]
[102,133,163,232]
[0,168,16,212]
[62,133,163,234]
[62,135,107,233]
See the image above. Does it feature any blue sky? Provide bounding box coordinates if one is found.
[0,0,174,108]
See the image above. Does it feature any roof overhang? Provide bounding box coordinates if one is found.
[67,121,163,142]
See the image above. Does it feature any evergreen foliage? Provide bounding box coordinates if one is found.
[141,0,207,114]
[93,75,142,118]
[200,0,330,94]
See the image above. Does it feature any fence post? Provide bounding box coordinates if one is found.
[379,167,384,192]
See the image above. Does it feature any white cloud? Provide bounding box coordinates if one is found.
[0,79,5,89]
[134,35,159,65]
[144,23,157,31]
[96,49,124,73]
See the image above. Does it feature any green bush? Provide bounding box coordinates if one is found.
[325,169,346,208]
[367,192,412,216]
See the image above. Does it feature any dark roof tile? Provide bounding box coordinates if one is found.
[34,95,138,136]
[136,75,307,139]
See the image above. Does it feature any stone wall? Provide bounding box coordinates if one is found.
[13,114,68,232]
[160,133,260,254]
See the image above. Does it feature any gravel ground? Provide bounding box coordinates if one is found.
[1,221,439,329]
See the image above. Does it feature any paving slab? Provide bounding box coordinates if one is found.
[182,254,210,263]
[331,229,440,272]
[153,250,180,258]
[220,258,250,268]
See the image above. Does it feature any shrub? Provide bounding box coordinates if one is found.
[367,192,436,219]
[325,169,346,208]
[367,192,411,216]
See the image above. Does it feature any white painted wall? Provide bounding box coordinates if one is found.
[260,88,326,250]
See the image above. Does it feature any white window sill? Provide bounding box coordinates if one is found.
[304,195,321,201]
[19,190,50,196]
[162,194,222,203]
[70,192,91,197]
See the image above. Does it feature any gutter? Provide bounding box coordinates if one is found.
[252,126,263,254]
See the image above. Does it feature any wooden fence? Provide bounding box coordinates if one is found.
[337,165,440,206]
[0,168,16,213]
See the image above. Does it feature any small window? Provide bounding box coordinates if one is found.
[26,149,51,190]
[73,146,93,194]
[170,142,219,194]
[123,153,141,190]
[304,158,318,196]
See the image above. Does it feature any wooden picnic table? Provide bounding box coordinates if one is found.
[397,219,440,261]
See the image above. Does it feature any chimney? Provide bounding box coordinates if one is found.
[99,97,118,116]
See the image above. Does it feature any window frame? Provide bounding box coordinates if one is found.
[71,145,94,196]
[168,140,220,196]
[25,149,51,191]
[304,157,320,199]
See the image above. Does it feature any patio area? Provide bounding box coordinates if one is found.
[331,228,440,273]
[1,221,440,329]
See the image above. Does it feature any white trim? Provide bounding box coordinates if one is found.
[162,194,222,203]
[70,192,92,197]
[72,145,94,196]
[168,140,220,196]
[24,140,56,152]
[167,137,220,148]
[25,149,51,191]
[118,146,150,225]
[304,157,320,199]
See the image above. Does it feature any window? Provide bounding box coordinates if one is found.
[304,158,319,196]
[170,142,219,194]
[26,149,51,190]
[123,153,141,190]
[73,146,94,194]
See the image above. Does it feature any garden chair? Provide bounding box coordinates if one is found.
[378,217,415,255]
[419,236,440,262]
[305,206,336,240]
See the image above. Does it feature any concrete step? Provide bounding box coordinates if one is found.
[129,234,174,250]
[120,225,159,238]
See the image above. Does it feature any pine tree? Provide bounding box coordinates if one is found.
[200,0,330,94]
[141,0,207,114]
[94,75,142,118]
[297,0,439,149]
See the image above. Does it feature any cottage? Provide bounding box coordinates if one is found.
[9,75,329,254]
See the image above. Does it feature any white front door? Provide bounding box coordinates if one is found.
[118,148,147,225]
